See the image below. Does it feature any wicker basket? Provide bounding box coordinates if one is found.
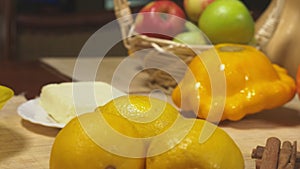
[113,0,284,94]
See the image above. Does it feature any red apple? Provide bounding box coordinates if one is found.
[134,1,186,40]
[184,0,215,23]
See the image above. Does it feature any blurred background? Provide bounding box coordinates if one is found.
[0,0,270,60]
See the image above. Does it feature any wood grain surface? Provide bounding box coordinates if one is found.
[1,57,299,169]
[0,96,59,169]
[1,95,300,169]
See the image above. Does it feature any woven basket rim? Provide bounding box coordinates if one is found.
[113,0,285,51]
[112,0,285,93]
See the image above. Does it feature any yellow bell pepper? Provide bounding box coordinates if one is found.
[172,43,296,121]
[0,85,14,110]
[297,65,300,98]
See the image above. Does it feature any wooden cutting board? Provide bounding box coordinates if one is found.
[0,96,59,169]
[0,95,300,169]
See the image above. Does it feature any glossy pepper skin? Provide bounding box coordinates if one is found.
[172,43,296,121]
[297,65,300,98]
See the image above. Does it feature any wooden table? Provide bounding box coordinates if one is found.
[0,96,60,169]
[0,59,72,169]
[1,57,300,169]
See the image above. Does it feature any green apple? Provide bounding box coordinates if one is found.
[173,31,207,45]
[184,21,199,32]
[184,0,215,23]
[198,0,255,44]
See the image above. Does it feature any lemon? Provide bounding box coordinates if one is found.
[0,85,14,110]
[96,95,181,138]
[50,112,145,169]
[50,95,244,168]
[147,118,244,169]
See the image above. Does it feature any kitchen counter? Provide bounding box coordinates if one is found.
[0,56,299,168]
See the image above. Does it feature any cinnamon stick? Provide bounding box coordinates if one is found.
[256,159,262,169]
[284,164,294,169]
[252,146,265,159]
[278,141,292,169]
[289,141,297,167]
[279,141,297,169]
[260,137,281,169]
[251,137,299,169]
[252,145,300,163]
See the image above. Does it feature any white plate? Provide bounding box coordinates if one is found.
[17,80,300,129]
[18,98,66,128]
[17,82,127,128]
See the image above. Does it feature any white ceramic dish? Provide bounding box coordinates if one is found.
[17,82,127,128]
[18,98,66,128]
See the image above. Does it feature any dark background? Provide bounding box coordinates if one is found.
[0,0,271,60]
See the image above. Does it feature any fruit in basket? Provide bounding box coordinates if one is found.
[198,0,255,44]
[173,31,207,45]
[50,112,145,169]
[95,95,181,138]
[183,0,215,23]
[172,43,296,121]
[173,21,208,45]
[184,21,199,32]
[134,1,186,40]
[147,118,244,169]
[0,85,14,110]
